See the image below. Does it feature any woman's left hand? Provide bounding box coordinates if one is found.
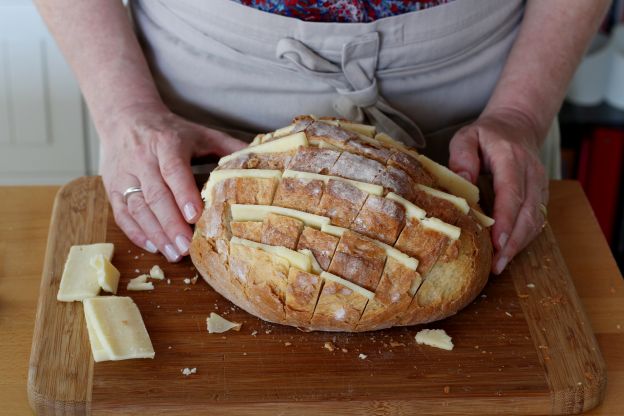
[448,108,549,275]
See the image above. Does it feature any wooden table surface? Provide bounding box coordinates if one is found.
[1,180,623,415]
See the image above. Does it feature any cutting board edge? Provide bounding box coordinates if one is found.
[510,224,607,415]
[28,176,106,415]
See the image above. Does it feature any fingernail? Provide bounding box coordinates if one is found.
[144,240,158,253]
[175,235,190,254]
[164,244,181,262]
[498,233,509,249]
[494,256,508,275]
[183,203,198,222]
[457,171,471,182]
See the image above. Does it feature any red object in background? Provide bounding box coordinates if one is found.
[584,128,624,243]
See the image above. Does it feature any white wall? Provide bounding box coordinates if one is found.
[0,0,98,184]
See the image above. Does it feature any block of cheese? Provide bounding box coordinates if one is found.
[230,236,312,272]
[416,154,480,205]
[57,243,114,302]
[282,169,384,196]
[89,254,120,294]
[230,204,330,229]
[83,296,155,361]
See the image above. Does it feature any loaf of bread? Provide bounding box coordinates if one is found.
[190,116,493,332]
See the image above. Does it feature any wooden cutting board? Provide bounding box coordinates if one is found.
[28,176,606,415]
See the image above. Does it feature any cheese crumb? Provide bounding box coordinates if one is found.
[184,278,191,284]
[251,330,258,336]
[127,274,154,291]
[149,265,165,280]
[206,312,242,333]
[191,274,199,284]
[358,353,367,360]
[324,342,336,352]
[284,342,292,346]
[415,329,454,351]
[527,283,536,288]
[181,367,197,376]
[505,312,513,317]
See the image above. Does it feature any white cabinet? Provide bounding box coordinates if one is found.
[0,1,97,184]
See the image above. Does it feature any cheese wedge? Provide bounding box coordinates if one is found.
[201,169,282,202]
[386,192,427,220]
[298,249,323,274]
[207,312,242,333]
[57,243,114,302]
[415,328,454,351]
[89,254,120,294]
[417,184,470,214]
[416,154,480,205]
[320,271,375,300]
[471,209,495,227]
[230,204,330,229]
[218,132,307,166]
[230,236,312,272]
[83,296,155,361]
[282,170,384,196]
[420,217,461,240]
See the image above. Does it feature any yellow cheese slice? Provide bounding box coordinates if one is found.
[230,204,330,229]
[298,249,323,274]
[249,134,263,146]
[282,169,384,196]
[218,131,308,166]
[316,140,342,150]
[415,328,454,351]
[320,223,348,237]
[206,312,242,333]
[273,124,295,138]
[320,271,375,300]
[416,154,480,205]
[230,236,312,272]
[84,309,111,362]
[83,296,155,360]
[201,169,282,203]
[89,254,120,294]
[417,184,470,214]
[471,209,495,227]
[57,243,114,302]
[385,192,427,220]
[420,217,461,240]
[337,121,376,137]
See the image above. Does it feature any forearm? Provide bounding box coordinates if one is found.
[484,0,610,144]
[35,0,165,138]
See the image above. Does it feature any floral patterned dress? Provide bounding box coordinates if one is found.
[233,0,454,23]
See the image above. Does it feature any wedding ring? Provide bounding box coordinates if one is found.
[122,186,143,204]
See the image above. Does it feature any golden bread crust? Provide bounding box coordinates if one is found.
[190,116,493,332]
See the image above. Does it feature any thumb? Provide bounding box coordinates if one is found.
[448,126,481,184]
[193,126,248,157]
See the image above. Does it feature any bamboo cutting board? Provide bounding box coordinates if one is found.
[28,176,606,415]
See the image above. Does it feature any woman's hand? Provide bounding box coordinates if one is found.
[448,108,549,275]
[100,104,247,262]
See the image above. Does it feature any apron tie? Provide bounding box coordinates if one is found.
[276,34,425,148]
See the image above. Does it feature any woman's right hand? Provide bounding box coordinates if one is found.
[100,103,247,262]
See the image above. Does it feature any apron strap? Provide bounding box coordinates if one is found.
[276,34,426,148]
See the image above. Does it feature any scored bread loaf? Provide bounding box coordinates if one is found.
[190,115,493,332]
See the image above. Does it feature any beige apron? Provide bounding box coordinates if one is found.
[131,0,561,178]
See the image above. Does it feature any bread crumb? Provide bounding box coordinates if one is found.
[284,342,292,346]
[191,274,199,284]
[616,324,621,330]
[341,348,348,353]
[156,305,160,309]
[168,346,172,349]
[177,309,183,313]
[527,283,536,288]
[358,353,367,360]
[505,312,512,317]
[167,279,171,284]
[184,278,191,284]
[480,294,487,298]
[324,342,336,352]
[265,329,272,334]
[251,330,258,336]
[443,386,450,394]
[134,269,140,273]
[181,367,197,376]
[389,342,405,347]
[134,255,139,260]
